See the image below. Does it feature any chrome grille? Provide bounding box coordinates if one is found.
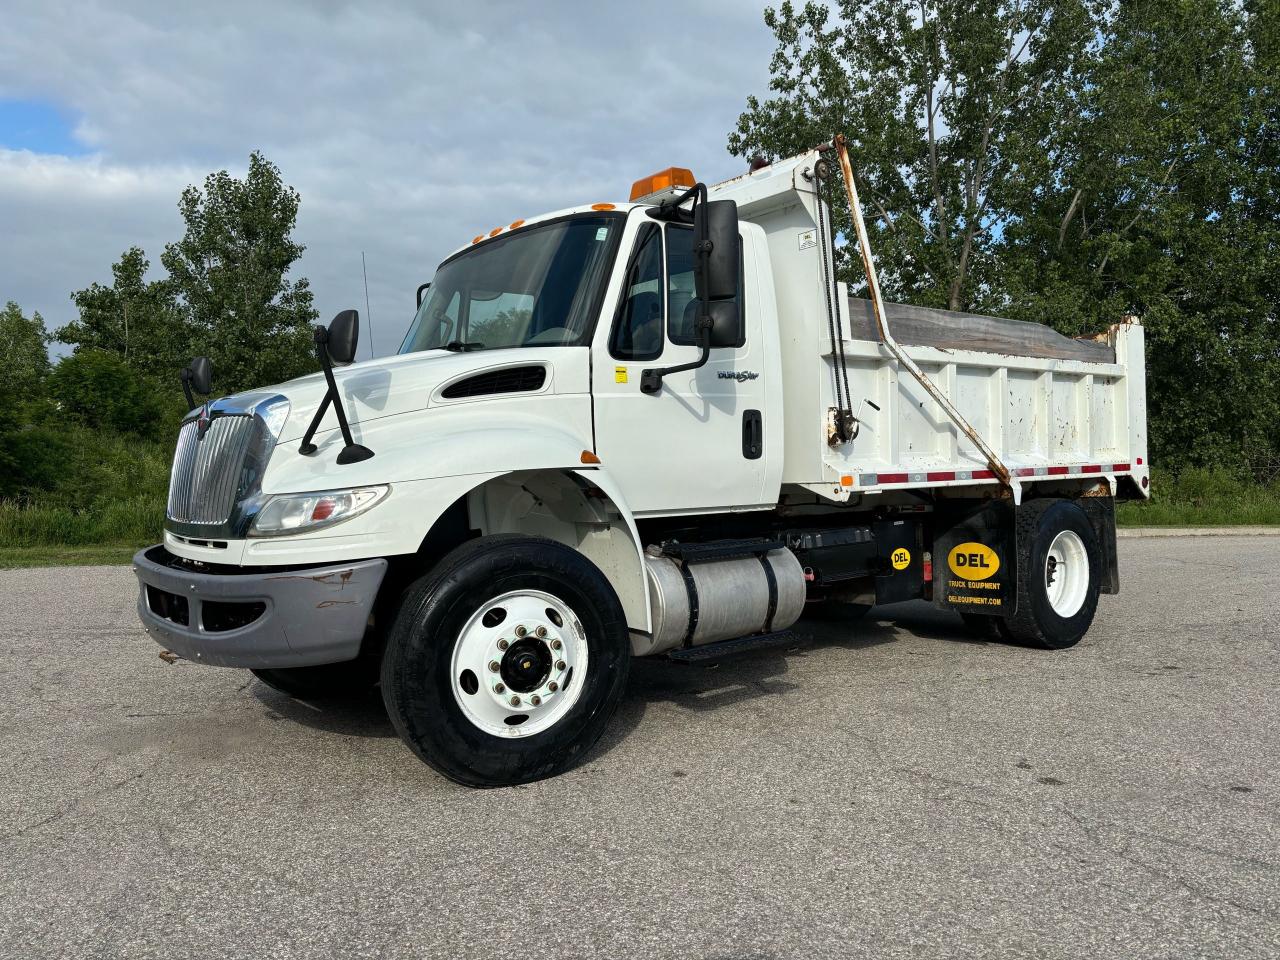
[166,414,258,524]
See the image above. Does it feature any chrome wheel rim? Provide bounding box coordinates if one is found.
[1045,530,1089,618]
[449,589,587,738]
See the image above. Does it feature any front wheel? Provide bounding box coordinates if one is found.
[381,535,631,787]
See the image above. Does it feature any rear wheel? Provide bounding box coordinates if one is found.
[1000,498,1101,649]
[381,535,631,787]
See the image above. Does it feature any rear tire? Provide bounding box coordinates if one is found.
[381,535,631,787]
[1000,498,1102,649]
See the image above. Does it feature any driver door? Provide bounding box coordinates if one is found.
[591,218,768,516]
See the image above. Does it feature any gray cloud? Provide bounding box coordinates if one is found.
[0,0,775,359]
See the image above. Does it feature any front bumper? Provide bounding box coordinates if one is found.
[133,545,388,668]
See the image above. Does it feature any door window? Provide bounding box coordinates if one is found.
[609,223,664,361]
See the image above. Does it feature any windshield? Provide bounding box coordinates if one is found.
[400,214,623,354]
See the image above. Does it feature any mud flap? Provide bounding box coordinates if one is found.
[1076,495,1120,594]
[932,501,1016,617]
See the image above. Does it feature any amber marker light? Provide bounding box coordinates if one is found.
[629,167,696,202]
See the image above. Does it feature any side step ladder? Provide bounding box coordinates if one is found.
[666,630,802,664]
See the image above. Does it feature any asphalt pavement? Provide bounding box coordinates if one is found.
[1,536,1277,959]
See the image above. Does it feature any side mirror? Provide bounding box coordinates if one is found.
[325,309,360,365]
[189,356,212,395]
[705,300,741,348]
[693,199,740,301]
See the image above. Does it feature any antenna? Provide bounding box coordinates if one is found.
[362,251,375,359]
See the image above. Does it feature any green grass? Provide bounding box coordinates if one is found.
[0,543,144,569]
[1116,467,1280,526]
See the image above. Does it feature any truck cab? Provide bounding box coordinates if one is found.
[135,146,1148,787]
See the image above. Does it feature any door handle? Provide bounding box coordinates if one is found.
[742,409,762,460]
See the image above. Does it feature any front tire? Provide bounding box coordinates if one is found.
[381,535,631,787]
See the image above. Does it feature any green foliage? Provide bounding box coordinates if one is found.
[47,350,181,441]
[0,301,52,396]
[62,152,319,397]
[160,151,319,391]
[1117,467,1280,526]
[735,0,1280,473]
[59,248,187,384]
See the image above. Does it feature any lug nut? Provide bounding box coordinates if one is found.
[497,638,509,651]
[514,625,527,638]
[551,639,563,651]
[535,625,547,638]
[509,695,521,707]
[530,695,541,706]
[494,683,505,694]
[556,659,567,671]
[548,681,558,692]
[488,660,500,672]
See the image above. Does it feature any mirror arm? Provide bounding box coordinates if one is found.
[180,368,196,410]
[640,318,712,394]
[298,327,374,463]
[416,281,431,308]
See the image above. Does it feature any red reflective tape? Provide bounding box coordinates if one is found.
[877,473,909,484]
[972,469,995,480]
[1047,466,1070,476]
[1014,467,1037,477]
[1082,464,1102,473]
[926,471,956,482]
[1111,463,1131,472]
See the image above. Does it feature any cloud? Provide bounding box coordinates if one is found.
[0,0,775,358]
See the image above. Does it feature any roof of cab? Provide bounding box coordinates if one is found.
[445,202,644,261]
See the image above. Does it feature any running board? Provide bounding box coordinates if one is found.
[666,630,800,663]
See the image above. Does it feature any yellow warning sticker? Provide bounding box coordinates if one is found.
[891,548,911,571]
[615,367,628,384]
[947,542,1000,581]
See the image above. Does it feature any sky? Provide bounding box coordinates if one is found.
[0,0,777,360]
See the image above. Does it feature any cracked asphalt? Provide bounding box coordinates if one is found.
[1,536,1277,959]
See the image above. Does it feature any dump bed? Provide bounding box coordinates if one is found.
[712,149,1149,504]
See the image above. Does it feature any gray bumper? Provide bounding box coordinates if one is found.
[133,546,388,668]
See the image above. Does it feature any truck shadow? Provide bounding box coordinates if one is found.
[591,601,982,760]
[250,601,985,753]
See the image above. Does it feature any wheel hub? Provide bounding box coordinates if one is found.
[449,589,587,739]
[500,637,552,693]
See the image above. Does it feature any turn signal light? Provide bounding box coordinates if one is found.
[630,167,695,202]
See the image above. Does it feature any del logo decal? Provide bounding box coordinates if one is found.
[948,542,1000,580]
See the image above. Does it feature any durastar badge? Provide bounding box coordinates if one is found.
[717,370,760,382]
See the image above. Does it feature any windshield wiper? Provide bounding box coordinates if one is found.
[442,340,485,352]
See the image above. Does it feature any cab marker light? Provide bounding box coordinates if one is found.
[580,450,601,464]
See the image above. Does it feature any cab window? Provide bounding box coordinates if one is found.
[609,223,664,361]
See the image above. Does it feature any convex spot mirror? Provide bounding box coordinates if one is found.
[706,300,741,349]
[189,356,212,395]
[326,309,360,365]
[692,199,740,302]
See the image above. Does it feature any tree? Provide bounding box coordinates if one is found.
[160,151,319,392]
[0,301,51,397]
[730,0,1097,311]
[60,247,187,384]
[734,0,1280,475]
[47,350,174,442]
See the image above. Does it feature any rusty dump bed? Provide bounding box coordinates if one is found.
[846,298,1116,364]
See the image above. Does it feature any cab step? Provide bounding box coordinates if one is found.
[666,630,800,663]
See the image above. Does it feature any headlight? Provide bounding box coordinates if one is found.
[249,485,389,537]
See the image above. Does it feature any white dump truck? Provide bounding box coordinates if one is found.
[134,137,1148,786]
